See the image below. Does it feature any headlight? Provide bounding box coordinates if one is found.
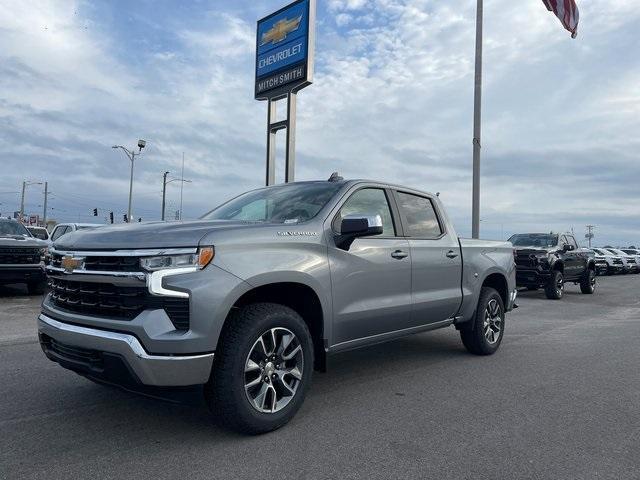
[140,247,214,272]
[39,247,48,262]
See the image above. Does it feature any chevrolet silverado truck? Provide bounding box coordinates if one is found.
[38,178,517,434]
[509,233,596,299]
[0,218,48,294]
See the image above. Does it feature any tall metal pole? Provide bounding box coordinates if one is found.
[127,152,134,223]
[19,181,26,221]
[161,171,169,221]
[43,182,48,226]
[285,91,297,183]
[266,100,276,186]
[179,153,185,220]
[472,0,483,239]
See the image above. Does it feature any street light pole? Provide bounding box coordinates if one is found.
[472,0,483,239]
[43,182,48,226]
[112,140,146,223]
[161,171,169,221]
[19,180,43,222]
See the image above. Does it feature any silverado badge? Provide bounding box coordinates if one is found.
[260,15,302,46]
[61,255,84,273]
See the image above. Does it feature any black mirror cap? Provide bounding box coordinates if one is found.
[340,215,383,236]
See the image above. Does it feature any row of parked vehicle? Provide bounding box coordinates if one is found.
[509,232,637,300]
[589,247,640,275]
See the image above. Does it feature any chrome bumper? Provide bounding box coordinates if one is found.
[38,314,214,387]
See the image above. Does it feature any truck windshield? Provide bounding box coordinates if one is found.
[202,182,343,224]
[0,221,30,236]
[508,234,558,247]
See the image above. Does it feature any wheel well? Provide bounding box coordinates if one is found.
[587,261,596,271]
[231,283,326,372]
[553,261,564,272]
[482,273,508,306]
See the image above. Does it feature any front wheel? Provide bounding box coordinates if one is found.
[460,287,505,355]
[544,270,564,300]
[580,269,596,294]
[205,303,313,435]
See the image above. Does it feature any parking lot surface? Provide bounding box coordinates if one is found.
[1,276,639,480]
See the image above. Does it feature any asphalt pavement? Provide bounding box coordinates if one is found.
[1,276,639,480]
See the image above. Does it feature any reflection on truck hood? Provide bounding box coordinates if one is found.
[53,220,265,250]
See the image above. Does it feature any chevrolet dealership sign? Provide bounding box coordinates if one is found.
[255,0,315,99]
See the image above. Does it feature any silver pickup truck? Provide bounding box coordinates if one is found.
[38,178,517,434]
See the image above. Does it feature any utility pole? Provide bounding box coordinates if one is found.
[42,182,48,227]
[19,181,25,221]
[471,0,483,239]
[179,153,185,220]
[112,139,146,222]
[585,225,595,248]
[161,171,169,221]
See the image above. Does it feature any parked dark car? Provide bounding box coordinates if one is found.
[509,233,596,300]
[0,218,48,293]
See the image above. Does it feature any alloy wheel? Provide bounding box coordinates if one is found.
[244,327,304,414]
[483,298,503,345]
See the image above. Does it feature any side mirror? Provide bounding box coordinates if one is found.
[336,214,383,250]
[562,244,573,252]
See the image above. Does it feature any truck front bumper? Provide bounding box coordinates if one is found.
[38,314,214,387]
[515,268,551,288]
[0,265,45,284]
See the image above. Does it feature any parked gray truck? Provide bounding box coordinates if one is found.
[38,178,517,434]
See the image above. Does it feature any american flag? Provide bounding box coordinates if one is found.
[542,0,580,38]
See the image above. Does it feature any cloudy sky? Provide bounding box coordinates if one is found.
[0,0,638,245]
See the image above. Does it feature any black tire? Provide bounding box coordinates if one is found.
[205,303,314,435]
[580,268,596,294]
[544,270,564,300]
[460,287,505,356]
[27,280,46,295]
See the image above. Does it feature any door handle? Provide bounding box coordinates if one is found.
[391,250,408,259]
[446,250,459,259]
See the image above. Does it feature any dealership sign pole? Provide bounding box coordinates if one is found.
[255,0,316,186]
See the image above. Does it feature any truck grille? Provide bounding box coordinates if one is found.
[613,258,623,265]
[515,255,538,268]
[47,277,189,330]
[0,247,40,264]
[50,253,141,272]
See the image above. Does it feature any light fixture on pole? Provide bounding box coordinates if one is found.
[161,168,191,222]
[112,139,146,223]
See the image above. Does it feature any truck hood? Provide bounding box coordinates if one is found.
[53,220,264,251]
[0,235,47,248]
[513,247,555,255]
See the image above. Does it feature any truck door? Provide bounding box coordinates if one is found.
[392,191,463,325]
[561,235,580,278]
[327,187,412,345]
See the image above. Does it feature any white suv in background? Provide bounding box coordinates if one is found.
[49,223,103,243]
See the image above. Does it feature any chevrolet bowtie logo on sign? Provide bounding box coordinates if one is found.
[61,255,84,273]
[260,16,302,46]
[255,0,315,100]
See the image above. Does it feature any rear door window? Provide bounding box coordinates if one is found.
[395,192,443,239]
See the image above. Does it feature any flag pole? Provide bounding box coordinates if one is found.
[472,0,483,239]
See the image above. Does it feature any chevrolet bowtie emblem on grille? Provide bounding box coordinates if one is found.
[61,255,84,273]
[260,15,302,46]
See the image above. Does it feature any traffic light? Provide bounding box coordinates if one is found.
[123,214,128,222]
[109,211,114,224]
[93,208,98,216]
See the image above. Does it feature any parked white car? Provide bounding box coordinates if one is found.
[603,248,638,274]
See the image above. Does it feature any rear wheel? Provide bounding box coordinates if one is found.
[460,287,505,356]
[580,269,596,294]
[544,270,564,300]
[205,303,313,435]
